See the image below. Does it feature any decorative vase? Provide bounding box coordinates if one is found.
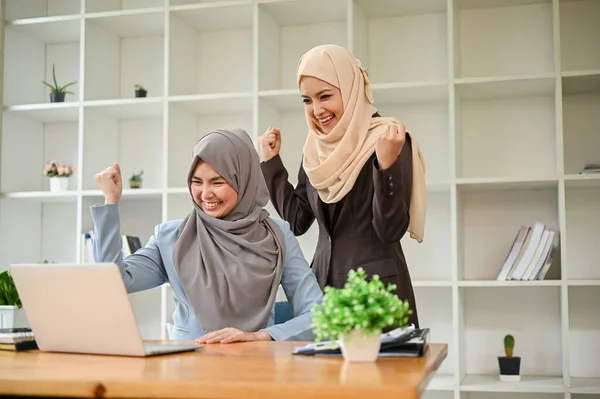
[50,176,69,192]
[339,329,381,362]
[129,179,142,189]
[50,92,66,103]
[135,89,147,98]
[498,356,521,381]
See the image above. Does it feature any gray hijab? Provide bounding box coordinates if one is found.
[173,129,285,334]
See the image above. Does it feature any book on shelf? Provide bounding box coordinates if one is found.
[0,327,37,352]
[81,231,95,263]
[580,162,600,174]
[122,235,142,257]
[80,232,142,262]
[496,222,560,281]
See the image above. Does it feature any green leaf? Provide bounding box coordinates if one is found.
[0,270,21,308]
[52,63,58,90]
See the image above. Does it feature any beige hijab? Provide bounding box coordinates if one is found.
[173,129,285,333]
[298,44,427,243]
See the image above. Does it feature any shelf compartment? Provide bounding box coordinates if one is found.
[169,3,253,96]
[4,103,80,123]
[414,287,455,378]
[561,74,600,176]
[564,185,600,280]
[455,1,554,79]
[372,82,449,105]
[257,97,306,182]
[166,193,194,222]
[0,191,79,203]
[455,75,555,100]
[84,11,165,101]
[559,0,600,73]
[84,98,164,119]
[562,70,600,95]
[0,200,78,268]
[257,0,347,91]
[86,0,164,14]
[457,187,560,281]
[4,19,81,106]
[82,107,164,190]
[376,99,450,182]
[456,177,559,192]
[455,82,557,180]
[424,375,455,392]
[403,191,452,281]
[570,377,600,394]
[352,0,448,84]
[81,189,164,200]
[564,174,600,189]
[5,0,81,21]
[461,287,563,380]
[458,280,562,287]
[1,111,79,193]
[568,287,600,385]
[457,0,552,8]
[460,375,564,393]
[167,99,253,188]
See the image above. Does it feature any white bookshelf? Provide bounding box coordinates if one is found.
[1,0,599,397]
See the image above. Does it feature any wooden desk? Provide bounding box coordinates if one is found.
[0,341,447,399]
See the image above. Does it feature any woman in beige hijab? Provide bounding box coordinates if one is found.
[91,129,323,343]
[259,44,426,328]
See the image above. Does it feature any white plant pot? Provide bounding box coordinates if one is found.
[0,305,19,328]
[50,176,69,192]
[339,329,381,362]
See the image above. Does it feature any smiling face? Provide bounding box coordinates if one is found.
[190,159,238,219]
[299,76,344,134]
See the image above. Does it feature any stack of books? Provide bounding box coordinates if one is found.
[496,222,560,281]
[580,162,600,174]
[0,327,37,351]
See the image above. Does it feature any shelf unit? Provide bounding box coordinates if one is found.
[1,0,599,397]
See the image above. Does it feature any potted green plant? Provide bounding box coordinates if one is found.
[0,270,22,329]
[129,170,144,189]
[134,84,147,98]
[42,63,76,103]
[311,267,413,362]
[498,334,521,381]
[44,160,76,192]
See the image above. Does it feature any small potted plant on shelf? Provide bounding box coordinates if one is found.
[42,63,77,103]
[0,270,22,329]
[498,334,521,381]
[129,170,144,189]
[311,267,413,362]
[44,160,76,192]
[134,84,147,98]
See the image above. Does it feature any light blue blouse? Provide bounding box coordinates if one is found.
[90,203,323,341]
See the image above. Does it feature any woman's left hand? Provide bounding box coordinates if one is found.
[376,123,406,170]
[196,328,273,344]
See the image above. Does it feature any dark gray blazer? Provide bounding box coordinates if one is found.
[260,134,419,328]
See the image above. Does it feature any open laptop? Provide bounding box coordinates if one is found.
[9,262,200,357]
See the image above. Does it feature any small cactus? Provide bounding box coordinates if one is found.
[504,334,515,358]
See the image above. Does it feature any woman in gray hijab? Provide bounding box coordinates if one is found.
[91,129,323,343]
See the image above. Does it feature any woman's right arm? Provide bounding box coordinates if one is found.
[92,164,168,293]
[91,204,168,293]
[259,127,315,235]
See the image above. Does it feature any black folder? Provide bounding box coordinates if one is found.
[293,328,430,358]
